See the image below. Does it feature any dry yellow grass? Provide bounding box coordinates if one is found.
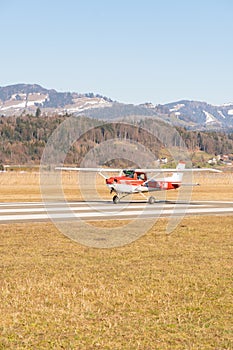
[0,171,233,349]
[0,170,233,202]
[0,172,42,202]
[0,218,233,349]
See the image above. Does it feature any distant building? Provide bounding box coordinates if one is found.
[208,158,217,165]
[214,154,232,166]
[160,157,168,164]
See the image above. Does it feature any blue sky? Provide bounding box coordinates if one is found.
[1,0,233,105]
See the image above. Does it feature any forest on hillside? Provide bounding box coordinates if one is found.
[0,114,233,166]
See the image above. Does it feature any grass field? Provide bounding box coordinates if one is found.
[0,171,233,349]
[0,170,233,202]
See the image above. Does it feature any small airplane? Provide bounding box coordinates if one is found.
[56,161,221,204]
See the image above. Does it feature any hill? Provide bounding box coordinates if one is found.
[0,84,113,117]
[1,84,233,131]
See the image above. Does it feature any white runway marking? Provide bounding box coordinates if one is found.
[0,200,232,224]
[0,203,207,214]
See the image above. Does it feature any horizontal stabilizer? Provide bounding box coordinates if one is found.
[174,183,200,186]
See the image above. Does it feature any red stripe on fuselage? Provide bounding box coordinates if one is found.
[106,177,181,191]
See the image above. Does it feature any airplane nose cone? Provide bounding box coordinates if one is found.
[106,178,113,184]
[106,177,117,184]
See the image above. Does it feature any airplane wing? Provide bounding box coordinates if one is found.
[55,167,122,172]
[133,168,222,173]
[55,167,222,173]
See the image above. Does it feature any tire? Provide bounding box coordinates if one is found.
[148,196,155,204]
[113,195,120,204]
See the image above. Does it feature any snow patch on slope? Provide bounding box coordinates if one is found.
[203,110,217,124]
[66,98,112,113]
[218,110,225,119]
[1,102,27,111]
[169,103,185,112]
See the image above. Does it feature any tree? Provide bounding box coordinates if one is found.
[35,107,41,118]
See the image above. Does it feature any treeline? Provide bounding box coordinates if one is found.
[0,114,233,166]
[0,115,66,164]
[0,115,164,165]
[177,127,233,155]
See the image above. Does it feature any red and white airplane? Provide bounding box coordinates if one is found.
[56,162,221,204]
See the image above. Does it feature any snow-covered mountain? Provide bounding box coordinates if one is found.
[164,100,233,129]
[0,84,113,115]
[1,84,233,130]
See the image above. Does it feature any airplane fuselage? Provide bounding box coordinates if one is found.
[106,171,181,194]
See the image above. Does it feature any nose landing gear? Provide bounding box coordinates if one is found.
[148,196,156,204]
[113,195,120,204]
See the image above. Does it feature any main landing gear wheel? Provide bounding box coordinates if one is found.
[148,196,155,204]
[113,195,120,204]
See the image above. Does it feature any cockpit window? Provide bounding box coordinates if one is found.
[137,173,145,180]
[123,170,135,178]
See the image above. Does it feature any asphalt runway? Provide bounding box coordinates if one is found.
[0,200,233,224]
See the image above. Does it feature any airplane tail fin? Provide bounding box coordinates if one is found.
[170,161,185,183]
